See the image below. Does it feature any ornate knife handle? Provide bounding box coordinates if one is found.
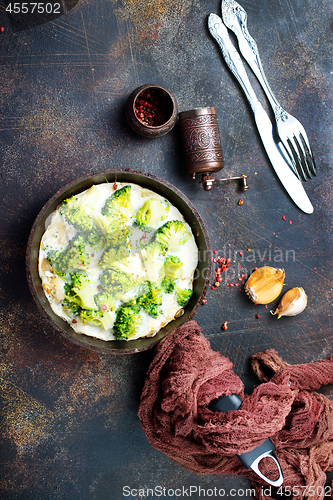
[222,0,287,121]
[208,14,264,115]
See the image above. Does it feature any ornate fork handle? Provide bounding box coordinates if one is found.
[222,0,288,122]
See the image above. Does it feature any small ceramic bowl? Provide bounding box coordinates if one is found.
[125,84,178,138]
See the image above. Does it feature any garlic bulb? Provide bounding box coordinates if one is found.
[245,266,285,304]
[272,287,307,319]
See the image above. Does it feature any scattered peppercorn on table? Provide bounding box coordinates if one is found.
[0,0,332,498]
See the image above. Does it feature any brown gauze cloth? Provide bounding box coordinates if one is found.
[138,321,333,499]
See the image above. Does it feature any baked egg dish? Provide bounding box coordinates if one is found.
[38,182,199,341]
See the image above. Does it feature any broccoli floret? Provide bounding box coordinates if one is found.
[99,269,129,290]
[78,308,114,330]
[60,196,93,232]
[60,189,127,250]
[112,185,132,206]
[63,273,97,310]
[101,185,132,221]
[63,273,115,330]
[60,186,130,249]
[137,286,163,318]
[113,302,142,340]
[61,187,130,250]
[176,288,192,307]
[109,253,145,279]
[91,210,129,248]
[164,255,183,278]
[60,187,123,249]
[48,234,90,275]
[84,227,108,251]
[140,242,164,284]
[63,297,81,316]
[136,198,170,228]
[99,254,145,299]
[94,290,116,312]
[161,255,183,293]
[99,269,139,297]
[108,227,129,248]
[92,209,120,233]
[161,279,175,294]
[155,220,191,252]
[99,245,130,269]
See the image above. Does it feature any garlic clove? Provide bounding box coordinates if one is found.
[245,266,285,305]
[272,287,307,319]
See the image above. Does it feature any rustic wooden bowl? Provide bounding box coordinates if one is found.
[26,169,211,354]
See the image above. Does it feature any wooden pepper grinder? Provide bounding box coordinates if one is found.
[179,107,248,191]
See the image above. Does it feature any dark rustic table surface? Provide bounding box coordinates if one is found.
[0,0,332,499]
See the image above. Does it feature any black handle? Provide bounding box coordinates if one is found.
[208,393,283,487]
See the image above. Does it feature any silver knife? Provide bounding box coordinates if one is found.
[208,13,314,214]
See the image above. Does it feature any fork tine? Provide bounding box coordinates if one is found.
[279,139,301,180]
[295,132,317,180]
[299,131,317,177]
[286,137,309,181]
[293,134,313,180]
[294,123,317,177]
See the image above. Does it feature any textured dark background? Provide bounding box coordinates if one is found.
[0,0,332,498]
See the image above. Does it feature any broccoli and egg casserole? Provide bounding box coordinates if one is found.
[38,183,199,341]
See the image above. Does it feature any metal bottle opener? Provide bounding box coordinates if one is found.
[208,394,284,487]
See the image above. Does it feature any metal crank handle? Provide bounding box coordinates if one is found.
[221,0,285,117]
[200,173,249,191]
[208,14,263,115]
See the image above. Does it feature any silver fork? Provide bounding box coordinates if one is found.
[221,0,316,181]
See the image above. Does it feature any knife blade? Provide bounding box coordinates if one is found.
[208,13,314,214]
